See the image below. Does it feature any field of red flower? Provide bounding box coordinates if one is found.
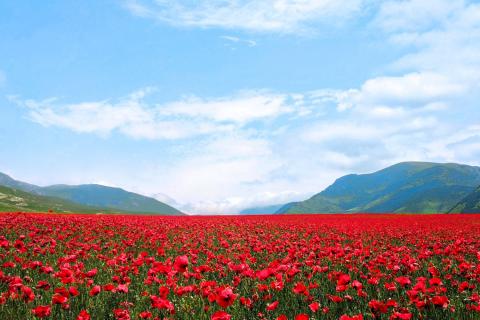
[1,213,480,319]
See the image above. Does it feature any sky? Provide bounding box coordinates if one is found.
[0,0,479,214]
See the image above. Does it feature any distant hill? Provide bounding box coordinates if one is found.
[37,184,182,215]
[0,172,39,192]
[277,162,480,214]
[449,186,480,213]
[0,185,115,213]
[0,172,182,215]
[240,204,284,215]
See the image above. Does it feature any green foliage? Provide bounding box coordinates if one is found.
[0,185,116,213]
[450,186,480,213]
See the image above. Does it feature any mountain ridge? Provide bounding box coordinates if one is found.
[276,162,480,214]
[0,185,121,213]
[0,172,183,215]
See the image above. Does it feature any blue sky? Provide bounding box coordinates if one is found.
[1,0,479,213]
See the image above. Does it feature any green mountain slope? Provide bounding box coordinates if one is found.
[0,172,39,192]
[277,162,480,214]
[449,186,480,213]
[37,184,182,215]
[0,185,118,213]
[0,172,183,215]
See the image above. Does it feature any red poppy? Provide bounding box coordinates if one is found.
[116,284,128,293]
[52,293,68,304]
[139,311,152,319]
[77,310,91,320]
[309,302,320,312]
[391,312,412,319]
[32,305,51,318]
[339,314,363,320]
[113,308,130,320]
[216,287,237,308]
[89,285,101,297]
[267,301,279,311]
[174,255,189,272]
[432,295,449,308]
[69,286,79,297]
[211,311,231,320]
[395,276,411,287]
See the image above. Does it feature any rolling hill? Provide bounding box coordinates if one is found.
[449,186,480,213]
[37,184,182,215]
[0,185,116,213]
[0,172,39,192]
[276,162,480,214]
[0,172,182,215]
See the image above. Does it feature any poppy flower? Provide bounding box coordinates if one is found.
[113,308,130,320]
[139,311,152,319]
[395,276,411,287]
[89,285,101,297]
[309,302,319,312]
[391,312,412,319]
[69,286,79,296]
[267,301,279,311]
[293,282,307,294]
[216,287,237,308]
[116,284,128,293]
[174,255,189,272]
[77,310,91,320]
[432,295,449,308]
[32,305,51,318]
[339,314,363,320]
[52,293,68,304]
[211,311,231,320]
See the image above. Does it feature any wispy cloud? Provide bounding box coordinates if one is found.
[221,35,257,48]
[123,0,367,33]
[11,90,298,140]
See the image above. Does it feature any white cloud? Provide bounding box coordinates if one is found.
[159,92,293,124]
[151,193,179,207]
[12,90,295,140]
[123,0,367,33]
[373,0,464,32]
[221,35,257,47]
[359,72,465,103]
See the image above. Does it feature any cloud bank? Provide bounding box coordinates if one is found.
[123,0,367,33]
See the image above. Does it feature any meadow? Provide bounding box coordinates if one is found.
[0,213,479,319]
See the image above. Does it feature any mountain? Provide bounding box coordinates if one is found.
[449,186,480,213]
[37,184,182,215]
[0,172,39,192]
[0,185,117,213]
[277,162,480,214]
[0,172,182,215]
[240,204,284,215]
